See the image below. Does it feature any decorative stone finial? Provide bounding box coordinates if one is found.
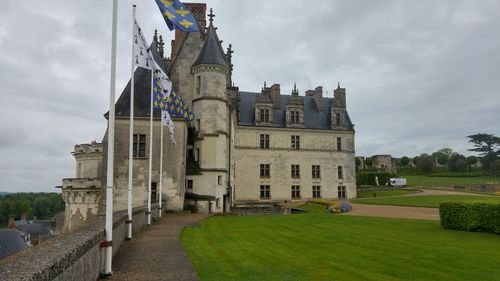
[158,35,165,58]
[153,29,159,44]
[208,8,215,25]
[337,82,340,89]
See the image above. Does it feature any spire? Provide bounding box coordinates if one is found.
[153,29,159,44]
[158,35,165,58]
[226,44,234,71]
[337,82,340,89]
[292,83,298,95]
[208,8,215,26]
[192,11,228,68]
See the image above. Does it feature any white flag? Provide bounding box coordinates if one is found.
[152,60,172,99]
[134,19,153,70]
[161,110,176,146]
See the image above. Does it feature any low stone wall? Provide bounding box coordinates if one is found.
[0,203,165,281]
[231,206,291,215]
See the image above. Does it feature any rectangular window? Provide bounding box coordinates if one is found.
[312,165,321,178]
[151,182,157,203]
[133,134,146,158]
[338,186,346,199]
[291,164,300,178]
[291,185,301,199]
[260,164,270,178]
[291,110,300,124]
[260,185,270,199]
[338,166,343,179]
[186,180,193,190]
[291,135,300,150]
[217,175,222,185]
[196,76,201,94]
[337,137,342,151]
[260,108,270,122]
[260,134,270,149]
[313,186,321,198]
[335,113,341,126]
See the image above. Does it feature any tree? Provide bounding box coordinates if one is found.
[493,160,500,178]
[355,158,361,171]
[455,159,468,173]
[400,156,410,167]
[447,153,466,172]
[432,148,453,167]
[415,154,434,173]
[365,157,373,168]
[466,156,478,171]
[467,133,500,174]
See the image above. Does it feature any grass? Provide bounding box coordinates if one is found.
[181,209,500,281]
[356,189,418,198]
[353,194,500,208]
[403,174,499,187]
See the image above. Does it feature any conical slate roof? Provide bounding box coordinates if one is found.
[192,24,228,68]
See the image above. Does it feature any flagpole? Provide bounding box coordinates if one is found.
[103,0,118,276]
[126,4,136,240]
[147,70,153,226]
[159,113,164,217]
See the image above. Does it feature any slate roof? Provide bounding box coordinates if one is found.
[17,223,52,237]
[238,92,354,130]
[0,229,28,259]
[192,24,228,68]
[106,43,170,119]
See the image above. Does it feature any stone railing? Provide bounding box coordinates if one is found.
[0,203,165,281]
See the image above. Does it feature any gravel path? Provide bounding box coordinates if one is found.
[343,203,440,220]
[102,213,208,281]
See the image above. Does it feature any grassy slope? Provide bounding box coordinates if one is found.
[181,208,500,281]
[353,195,500,208]
[357,189,418,198]
[404,175,499,187]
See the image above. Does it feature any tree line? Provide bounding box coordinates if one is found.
[0,192,64,226]
[359,133,500,176]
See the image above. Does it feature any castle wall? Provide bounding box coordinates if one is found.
[107,117,188,212]
[234,126,356,201]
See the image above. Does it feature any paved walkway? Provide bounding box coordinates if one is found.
[103,213,208,281]
[343,203,440,220]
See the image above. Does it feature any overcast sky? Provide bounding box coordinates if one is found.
[1,0,499,192]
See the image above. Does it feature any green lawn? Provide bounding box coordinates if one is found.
[404,175,499,187]
[357,189,418,198]
[353,194,500,208]
[181,208,500,281]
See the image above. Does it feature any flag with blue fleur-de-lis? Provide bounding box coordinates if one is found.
[154,0,199,32]
[165,92,194,121]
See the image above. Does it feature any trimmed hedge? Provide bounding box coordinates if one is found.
[357,172,395,186]
[439,202,500,234]
[429,172,483,178]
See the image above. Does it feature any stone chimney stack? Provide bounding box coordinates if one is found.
[306,86,324,112]
[170,3,207,59]
[333,83,346,109]
[270,84,281,109]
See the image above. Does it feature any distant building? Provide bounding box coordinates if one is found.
[359,155,397,174]
[8,213,54,245]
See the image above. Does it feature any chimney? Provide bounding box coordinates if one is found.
[333,83,346,108]
[8,216,15,228]
[306,86,324,112]
[21,212,27,221]
[270,84,281,109]
[170,3,207,59]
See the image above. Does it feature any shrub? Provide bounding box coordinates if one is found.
[429,172,483,177]
[439,202,500,234]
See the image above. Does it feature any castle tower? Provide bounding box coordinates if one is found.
[187,9,231,213]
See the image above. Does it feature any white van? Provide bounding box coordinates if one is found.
[388,178,407,188]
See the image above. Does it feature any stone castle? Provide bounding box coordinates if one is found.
[60,3,356,232]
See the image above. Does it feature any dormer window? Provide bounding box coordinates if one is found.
[260,108,270,123]
[290,110,300,124]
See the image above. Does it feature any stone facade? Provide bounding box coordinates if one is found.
[60,3,357,222]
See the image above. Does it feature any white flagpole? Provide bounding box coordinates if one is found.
[147,70,153,225]
[104,0,117,276]
[126,4,136,240]
[159,114,164,217]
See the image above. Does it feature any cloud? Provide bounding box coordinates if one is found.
[0,0,499,192]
